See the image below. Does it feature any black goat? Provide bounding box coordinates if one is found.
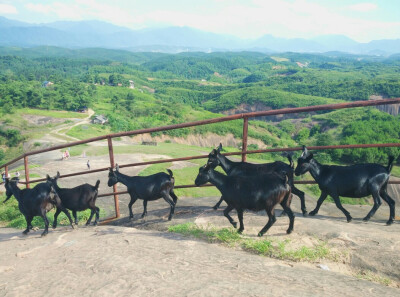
[295,146,395,225]
[207,143,307,216]
[6,178,74,236]
[107,165,178,220]
[46,172,101,227]
[195,164,294,236]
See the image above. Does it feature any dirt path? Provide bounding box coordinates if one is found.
[40,108,95,143]
[0,223,399,297]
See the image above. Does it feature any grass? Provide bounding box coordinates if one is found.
[355,270,395,287]
[168,223,334,262]
[66,124,111,140]
[18,108,87,119]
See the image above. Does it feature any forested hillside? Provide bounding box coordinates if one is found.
[0,47,399,165]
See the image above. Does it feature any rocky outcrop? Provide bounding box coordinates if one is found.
[370,95,400,116]
[220,103,316,122]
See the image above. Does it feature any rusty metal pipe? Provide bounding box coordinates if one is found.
[1,98,400,170]
[242,117,248,162]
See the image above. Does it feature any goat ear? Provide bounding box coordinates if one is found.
[46,174,51,181]
[116,164,119,172]
[56,171,60,178]
[217,143,222,153]
[300,145,308,157]
[305,153,314,161]
[108,167,113,172]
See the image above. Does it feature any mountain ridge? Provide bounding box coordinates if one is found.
[0,16,399,55]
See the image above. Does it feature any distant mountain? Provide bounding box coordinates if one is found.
[0,16,399,55]
[312,35,359,52]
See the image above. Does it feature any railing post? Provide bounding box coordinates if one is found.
[242,117,248,162]
[107,137,120,218]
[24,156,30,188]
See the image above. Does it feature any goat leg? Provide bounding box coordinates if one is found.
[72,210,78,225]
[170,190,178,205]
[141,200,148,219]
[41,212,49,237]
[331,195,352,222]
[86,209,95,225]
[223,205,237,228]
[258,207,277,237]
[291,185,307,216]
[280,200,295,234]
[213,196,224,210]
[237,209,244,234]
[309,192,328,216]
[94,207,100,225]
[380,190,395,225]
[23,216,32,235]
[363,191,382,222]
[128,196,138,220]
[161,193,175,221]
[61,208,74,229]
[52,208,62,229]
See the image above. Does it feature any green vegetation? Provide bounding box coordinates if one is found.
[67,124,111,139]
[168,223,334,262]
[355,270,395,287]
[0,48,399,177]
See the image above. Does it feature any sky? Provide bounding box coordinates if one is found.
[0,0,399,42]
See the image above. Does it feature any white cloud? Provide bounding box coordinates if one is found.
[0,3,18,14]
[349,3,378,12]
[18,0,400,42]
[140,0,399,42]
[25,3,52,14]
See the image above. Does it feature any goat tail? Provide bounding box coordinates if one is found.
[387,156,395,173]
[94,180,101,190]
[287,153,294,169]
[281,152,294,168]
[167,169,173,178]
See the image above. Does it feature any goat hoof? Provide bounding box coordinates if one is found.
[386,220,393,226]
[212,206,218,210]
[286,229,293,234]
[22,231,29,235]
[347,217,353,223]
[302,211,308,217]
[41,232,48,237]
[362,217,370,222]
[232,222,237,228]
[257,232,263,237]
[237,229,243,234]
[309,211,317,216]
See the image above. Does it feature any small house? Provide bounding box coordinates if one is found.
[92,115,108,125]
[42,81,54,87]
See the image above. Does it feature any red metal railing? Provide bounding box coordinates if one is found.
[1,98,400,221]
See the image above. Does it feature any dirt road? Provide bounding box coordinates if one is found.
[0,222,399,297]
[1,194,399,297]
